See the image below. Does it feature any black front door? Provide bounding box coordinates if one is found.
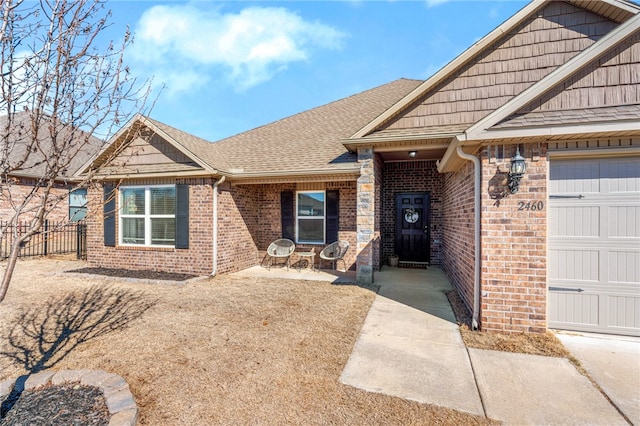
[395,193,430,263]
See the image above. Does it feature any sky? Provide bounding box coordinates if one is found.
[103,0,529,142]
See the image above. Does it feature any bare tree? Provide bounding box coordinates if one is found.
[0,0,152,302]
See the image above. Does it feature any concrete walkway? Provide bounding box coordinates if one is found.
[340,267,633,425]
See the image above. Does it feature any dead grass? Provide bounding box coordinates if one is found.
[0,259,496,425]
[446,290,571,358]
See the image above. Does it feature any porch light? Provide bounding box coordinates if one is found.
[408,151,417,158]
[508,145,526,194]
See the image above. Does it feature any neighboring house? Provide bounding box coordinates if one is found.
[80,0,640,337]
[0,111,102,223]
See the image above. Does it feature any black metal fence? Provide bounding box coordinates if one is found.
[0,220,87,260]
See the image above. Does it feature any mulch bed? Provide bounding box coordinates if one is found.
[66,267,196,282]
[0,382,109,425]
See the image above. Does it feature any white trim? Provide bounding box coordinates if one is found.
[548,146,640,159]
[471,121,640,141]
[295,190,326,244]
[119,184,176,248]
[465,14,640,140]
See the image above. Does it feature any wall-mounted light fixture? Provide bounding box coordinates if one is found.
[508,145,526,194]
[408,151,417,158]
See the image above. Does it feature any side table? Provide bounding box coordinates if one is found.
[296,248,316,272]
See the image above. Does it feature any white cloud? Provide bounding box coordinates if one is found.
[129,5,346,93]
[425,0,452,7]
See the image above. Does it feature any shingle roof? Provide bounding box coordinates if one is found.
[0,111,104,180]
[144,117,232,172]
[209,78,423,174]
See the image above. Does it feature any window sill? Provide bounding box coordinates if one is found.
[116,245,175,252]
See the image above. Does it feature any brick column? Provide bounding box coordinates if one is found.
[356,147,375,285]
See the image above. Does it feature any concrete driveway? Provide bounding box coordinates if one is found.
[556,332,640,425]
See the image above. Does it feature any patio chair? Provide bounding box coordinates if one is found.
[265,238,295,270]
[319,240,350,272]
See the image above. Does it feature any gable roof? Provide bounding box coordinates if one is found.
[465,12,640,141]
[83,79,422,181]
[78,114,230,178]
[0,111,103,180]
[435,12,640,172]
[348,0,639,144]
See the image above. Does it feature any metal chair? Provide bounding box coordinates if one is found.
[266,238,295,270]
[319,240,350,271]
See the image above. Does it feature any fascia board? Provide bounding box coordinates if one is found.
[230,166,361,180]
[139,119,217,174]
[471,121,640,141]
[466,14,640,140]
[348,0,546,140]
[73,113,144,177]
[75,115,216,178]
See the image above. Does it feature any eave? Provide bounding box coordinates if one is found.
[229,166,361,185]
[75,114,217,178]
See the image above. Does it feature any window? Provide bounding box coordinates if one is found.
[296,191,325,243]
[119,185,176,247]
[69,188,87,221]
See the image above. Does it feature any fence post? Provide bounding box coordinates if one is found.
[43,219,49,256]
[76,222,87,260]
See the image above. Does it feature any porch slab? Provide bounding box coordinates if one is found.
[231,265,357,284]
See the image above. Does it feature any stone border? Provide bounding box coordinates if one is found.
[0,369,138,426]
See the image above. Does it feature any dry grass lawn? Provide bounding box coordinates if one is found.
[446,290,571,358]
[0,259,495,425]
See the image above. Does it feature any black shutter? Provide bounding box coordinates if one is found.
[175,184,189,249]
[281,191,294,240]
[326,190,339,243]
[103,184,116,247]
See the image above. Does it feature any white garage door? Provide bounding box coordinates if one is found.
[549,157,640,336]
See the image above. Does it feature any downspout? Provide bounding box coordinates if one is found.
[211,176,226,276]
[455,145,481,330]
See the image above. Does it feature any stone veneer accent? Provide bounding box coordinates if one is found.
[356,147,376,285]
[0,369,137,426]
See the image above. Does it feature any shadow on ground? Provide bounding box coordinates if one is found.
[0,285,157,374]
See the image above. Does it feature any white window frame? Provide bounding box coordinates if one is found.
[119,184,176,247]
[295,190,325,244]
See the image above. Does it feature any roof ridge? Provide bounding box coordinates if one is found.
[213,78,423,145]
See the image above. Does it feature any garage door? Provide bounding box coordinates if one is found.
[549,157,640,336]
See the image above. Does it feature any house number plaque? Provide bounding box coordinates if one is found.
[517,201,544,211]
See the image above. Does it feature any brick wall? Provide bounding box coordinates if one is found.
[87,178,360,276]
[246,181,358,271]
[86,178,215,276]
[480,143,548,333]
[382,160,444,266]
[442,160,476,314]
[0,178,72,223]
[216,182,261,274]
